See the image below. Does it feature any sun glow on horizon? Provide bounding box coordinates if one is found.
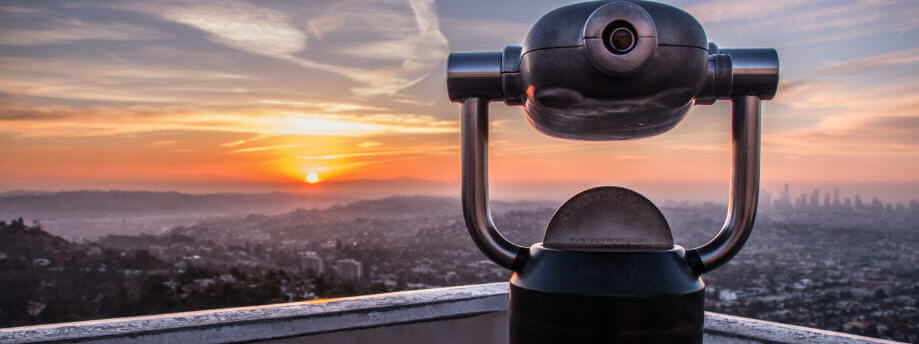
[306,172,320,184]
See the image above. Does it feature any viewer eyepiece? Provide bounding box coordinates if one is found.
[604,22,636,54]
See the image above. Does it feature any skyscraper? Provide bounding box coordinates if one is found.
[810,189,821,212]
[795,193,807,213]
[759,190,772,212]
[774,183,794,216]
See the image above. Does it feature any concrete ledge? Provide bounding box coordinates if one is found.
[0,283,510,344]
[703,312,903,344]
[0,282,904,344]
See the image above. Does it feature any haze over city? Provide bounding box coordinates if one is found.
[1,1,919,342]
[1,0,918,202]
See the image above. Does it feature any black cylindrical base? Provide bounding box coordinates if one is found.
[508,244,705,344]
[509,284,704,343]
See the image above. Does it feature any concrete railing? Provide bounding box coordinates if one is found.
[0,282,903,344]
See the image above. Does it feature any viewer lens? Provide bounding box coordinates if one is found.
[603,23,636,54]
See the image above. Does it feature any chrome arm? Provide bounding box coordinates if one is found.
[461,97,527,271]
[688,95,761,273]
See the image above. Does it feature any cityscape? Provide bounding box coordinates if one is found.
[0,0,915,342]
[0,184,916,342]
[759,184,913,220]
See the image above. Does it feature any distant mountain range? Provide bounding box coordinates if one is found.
[0,189,554,241]
[0,190,337,217]
[0,190,353,240]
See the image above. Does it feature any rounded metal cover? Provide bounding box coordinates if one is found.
[517,0,709,141]
[543,186,673,251]
[582,1,657,75]
[522,1,706,53]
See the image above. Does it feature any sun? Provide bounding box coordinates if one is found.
[306,172,320,184]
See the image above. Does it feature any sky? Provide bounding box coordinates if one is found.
[0,0,917,201]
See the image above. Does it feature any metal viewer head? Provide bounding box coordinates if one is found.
[446,0,778,141]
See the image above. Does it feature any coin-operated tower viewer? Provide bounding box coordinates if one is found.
[446,1,779,343]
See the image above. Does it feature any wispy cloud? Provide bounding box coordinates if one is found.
[96,0,448,98]
[107,0,307,56]
[821,48,919,73]
[0,104,457,138]
[775,79,919,112]
[687,0,807,24]
[766,80,919,156]
[688,0,919,45]
[0,18,167,46]
[357,141,382,148]
[231,143,313,154]
[0,56,246,81]
[256,100,388,113]
[297,146,456,160]
[300,0,449,97]
[0,56,252,103]
[1,6,39,14]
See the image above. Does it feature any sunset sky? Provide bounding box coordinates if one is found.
[1,0,917,201]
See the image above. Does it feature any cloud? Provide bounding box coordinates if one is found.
[773,78,919,113]
[688,0,919,45]
[296,145,457,160]
[0,105,78,121]
[821,48,919,73]
[300,0,449,97]
[437,17,530,48]
[106,0,307,56]
[0,19,167,46]
[305,3,349,40]
[0,56,246,81]
[357,141,382,148]
[0,55,256,104]
[230,143,313,154]
[767,115,919,156]
[2,6,39,14]
[0,103,457,139]
[765,80,919,156]
[101,0,448,98]
[862,115,919,132]
[3,0,450,103]
[686,0,807,24]
[256,100,388,113]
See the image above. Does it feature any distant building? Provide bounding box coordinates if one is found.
[809,189,821,212]
[335,259,362,281]
[301,252,324,276]
[795,193,807,213]
[773,183,794,216]
[871,197,884,214]
[758,190,772,212]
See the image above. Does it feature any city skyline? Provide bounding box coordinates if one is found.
[759,183,918,215]
[1,0,918,196]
